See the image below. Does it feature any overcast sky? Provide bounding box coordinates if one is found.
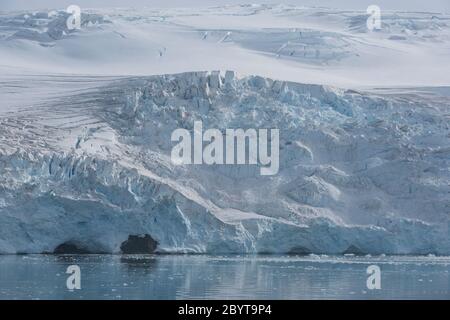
[0,0,449,12]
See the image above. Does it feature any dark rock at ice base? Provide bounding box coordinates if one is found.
[53,242,92,254]
[120,234,158,254]
[343,244,365,255]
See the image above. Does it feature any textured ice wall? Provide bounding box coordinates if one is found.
[0,71,449,254]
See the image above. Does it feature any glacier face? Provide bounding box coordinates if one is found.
[0,71,449,254]
[0,5,449,255]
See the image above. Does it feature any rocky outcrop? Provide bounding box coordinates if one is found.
[53,242,92,254]
[120,235,158,254]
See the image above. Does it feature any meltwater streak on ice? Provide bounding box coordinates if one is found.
[0,255,449,300]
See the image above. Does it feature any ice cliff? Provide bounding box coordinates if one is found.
[0,71,449,254]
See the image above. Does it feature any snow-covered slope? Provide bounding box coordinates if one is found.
[0,5,449,254]
[0,71,449,254]
[0,5,450,87]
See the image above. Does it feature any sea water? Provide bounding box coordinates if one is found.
[0,254,449,299]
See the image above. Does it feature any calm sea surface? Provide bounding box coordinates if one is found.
[0,254,449,299]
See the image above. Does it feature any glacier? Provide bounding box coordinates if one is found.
[0,5,449,255]
[0,71,449,254]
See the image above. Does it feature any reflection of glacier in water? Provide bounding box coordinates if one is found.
[0,255,449,299]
